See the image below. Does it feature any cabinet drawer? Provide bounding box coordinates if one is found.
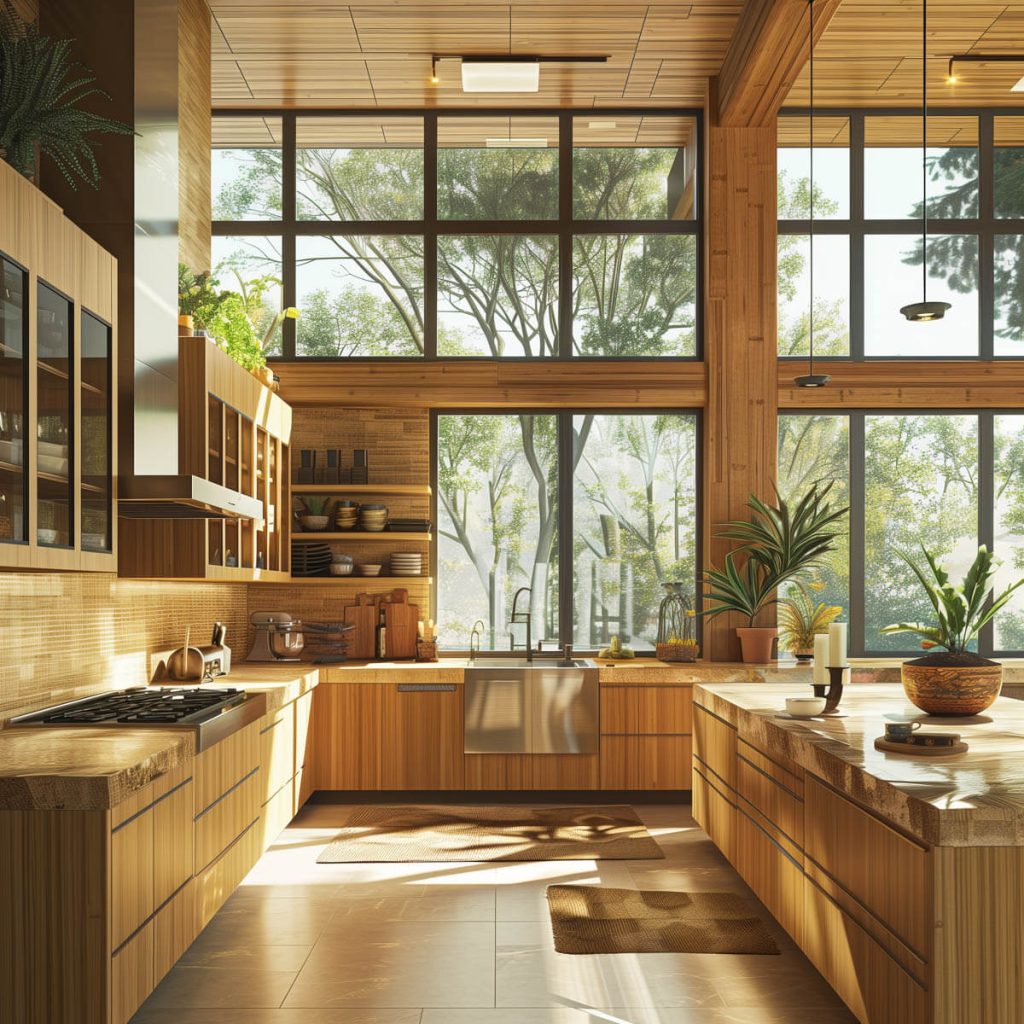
[601,686,692,735]
[600,736,692,789]
[110,809,154,952]
[152,777,194,908]
[734,802,804,945]
[260,705,296,802]
[692,762,736,863]
[153,880,196,984]
[194,769,261,874]
[259,776,295,851]
[805,776,931,957]
[294,690,313,773]
[804,875,928,1024]
[110,920,153,1024]
[194,722,260,815]
[737,741,804,848]
[195,820,261,932]
[693,703,736,787]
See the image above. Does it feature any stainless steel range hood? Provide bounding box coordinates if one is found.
[117,0,260,522]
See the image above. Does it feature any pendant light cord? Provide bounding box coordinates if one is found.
[922,0,928,301]
[808,0,816,377]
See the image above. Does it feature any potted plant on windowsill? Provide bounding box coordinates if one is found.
[703,484,847,664]
[779,581,844,662]
[881,545,1024,716]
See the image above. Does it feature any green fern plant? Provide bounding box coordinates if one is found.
[0,14,134,188]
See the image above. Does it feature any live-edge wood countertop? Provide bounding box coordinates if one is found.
[695,682,1024,847]
[0,664,320,812]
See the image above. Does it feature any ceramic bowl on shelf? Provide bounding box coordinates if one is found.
[785,696,827,718]
[300,515,330,531]
[329,562,354,576]
[358,563,383,576]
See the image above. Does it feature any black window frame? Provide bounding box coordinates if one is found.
[211,107,704,363]
[430,406,703,653]
[777,107,1024,361]
[780,407,1024,658]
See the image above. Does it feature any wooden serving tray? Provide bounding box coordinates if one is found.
[874,736,969,757]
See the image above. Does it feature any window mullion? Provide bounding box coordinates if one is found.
[558,112,573,359]
[281,112,297,358]
[848,413,866,656]
[979,411,995,655]
[558,412,574,646]
[424,113,438,359]
[849,112,865,361]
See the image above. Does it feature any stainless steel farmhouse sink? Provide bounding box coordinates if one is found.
[463,659,599,755]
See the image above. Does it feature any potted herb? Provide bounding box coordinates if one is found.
[299,496,334,532]
[779,582,844,661]
[0,14,134,188]
[881,545,1024,715]
[703,484,847,663]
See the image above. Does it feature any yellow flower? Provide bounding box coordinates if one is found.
[685,609,696,617]
[808,580,826,592]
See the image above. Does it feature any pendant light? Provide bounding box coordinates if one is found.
[900,0,951,322]
[795,0,831,388]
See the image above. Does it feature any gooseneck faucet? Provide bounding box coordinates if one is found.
[469,619,485,663]
[510,586,533,663]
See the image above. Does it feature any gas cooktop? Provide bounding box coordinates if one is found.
[9,686,266,751]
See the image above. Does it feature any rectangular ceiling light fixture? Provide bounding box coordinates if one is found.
[461,59,540,92]
[485,138,548,148]
[1012,75,1024,92]
[588,121,618,130]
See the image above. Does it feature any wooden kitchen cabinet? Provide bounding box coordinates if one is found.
[380,683,464,790]
[311,683,383,790]
[0,159,117,572]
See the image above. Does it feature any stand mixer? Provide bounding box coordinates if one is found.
[248,611,353,663]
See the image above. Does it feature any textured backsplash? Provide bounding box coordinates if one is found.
[0,572,247,720]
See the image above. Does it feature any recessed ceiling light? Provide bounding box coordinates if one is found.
[485,138,548,148]
[461,60,539,93]
[1012,75,1024,92]
[587,121,617,130]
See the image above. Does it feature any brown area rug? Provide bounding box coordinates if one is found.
[316,805,665,862]
[546,885,780,955]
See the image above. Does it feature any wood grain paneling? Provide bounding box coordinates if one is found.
[274,361,707,410]
[600,684,693,735]
[194,720,260,815]
[599,735,691,790]
[702,116,778,661]
[111,811,155,952]
[311,683,383,790]
[153,881,196,985]
[691,760,736,862]
[194,769,260,874]
[692,703,737,787]
[110,922,153,1024]
[179,0,212,273]
[380,684,465,790]
[195,820,260,932]
[736,738,804,846]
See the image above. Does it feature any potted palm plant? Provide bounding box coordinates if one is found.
[881,545,1024,715]
[779,581,844,661]
[703,484,847,664]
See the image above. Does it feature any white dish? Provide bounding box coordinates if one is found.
[38,528,58,544]
[785,696,827,718]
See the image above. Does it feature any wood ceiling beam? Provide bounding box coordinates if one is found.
[715,0,843,127]
[273,360,707,410]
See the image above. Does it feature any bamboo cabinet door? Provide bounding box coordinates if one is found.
[379,683,465,790]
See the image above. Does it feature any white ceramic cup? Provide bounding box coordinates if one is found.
[785,696,827,718]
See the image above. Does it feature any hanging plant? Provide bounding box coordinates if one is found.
[0,13,135,188]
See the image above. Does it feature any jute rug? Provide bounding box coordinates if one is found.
[316,805,665,862]
[546,885,780,955]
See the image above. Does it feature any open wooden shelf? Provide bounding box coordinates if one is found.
[255,575,433,586]
[292,531,431,543]
[291,483,431,496]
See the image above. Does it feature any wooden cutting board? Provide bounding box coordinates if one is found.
[343,593,378,659]
[384,589,419,660]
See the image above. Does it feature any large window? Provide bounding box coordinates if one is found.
[213,111,701,360]
[436,412,699,651]
[777,111,1024,358]
[779,411,1024,657]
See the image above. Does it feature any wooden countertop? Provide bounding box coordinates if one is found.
[695,682,1024,847]
[0,665,320,813]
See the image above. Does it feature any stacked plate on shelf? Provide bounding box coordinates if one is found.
[291,541,332,576]
[359,504,388,532]
[390,552,423,577]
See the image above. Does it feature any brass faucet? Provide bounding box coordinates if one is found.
[469,619,485,663]
[510,587,533,663]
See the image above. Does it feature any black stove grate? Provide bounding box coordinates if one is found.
[25,687,246,726]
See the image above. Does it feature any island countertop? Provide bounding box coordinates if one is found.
[694,682,1024,847]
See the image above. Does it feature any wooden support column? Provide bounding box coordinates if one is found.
[702,91,779,662]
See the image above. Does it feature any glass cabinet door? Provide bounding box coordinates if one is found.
[80,311,112,552]
[36,282,73,548]
[0,257,27,546]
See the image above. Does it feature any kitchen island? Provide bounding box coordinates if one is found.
[692,682,1024,1024]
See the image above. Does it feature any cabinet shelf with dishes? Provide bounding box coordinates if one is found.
[292,531,431,543]
[0,159,117,571]
[291,483,431,496]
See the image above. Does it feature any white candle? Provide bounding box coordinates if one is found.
[813,633,830,685]
[829,621,848,667]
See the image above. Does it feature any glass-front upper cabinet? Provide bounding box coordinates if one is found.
[36,282,74,549]
[0,257,27,547]
[80,311,112,552]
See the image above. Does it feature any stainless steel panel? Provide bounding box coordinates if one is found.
[531,668,599,754]
[464,670,528,753]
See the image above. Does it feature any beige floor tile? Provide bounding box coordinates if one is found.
[285,921,495,1008]
[178,940,313,972]
[132,1010,422,1024]
[139,966,298,1010]
[325,889,496,924]
[422,1009,856,1024]
[195,897,337,947]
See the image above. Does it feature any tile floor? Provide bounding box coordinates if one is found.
[130,802,857,1024]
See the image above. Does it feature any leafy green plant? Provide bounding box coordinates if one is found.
[779,581,843,652]
[177,265,223,328]
[300,496,334,517]
[0,14,134,187]
[704,484,848,626]
[881,545,1024,654]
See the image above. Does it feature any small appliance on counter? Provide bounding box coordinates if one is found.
[167,623,232,682]
[248,611,354,663]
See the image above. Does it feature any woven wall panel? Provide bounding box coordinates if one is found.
[0,573,247,719]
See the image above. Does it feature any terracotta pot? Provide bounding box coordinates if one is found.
[177,314,193,336]
[901,654,1003,716]
[736,626,778,664]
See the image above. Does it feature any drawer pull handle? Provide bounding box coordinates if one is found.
[397,684,457,693]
